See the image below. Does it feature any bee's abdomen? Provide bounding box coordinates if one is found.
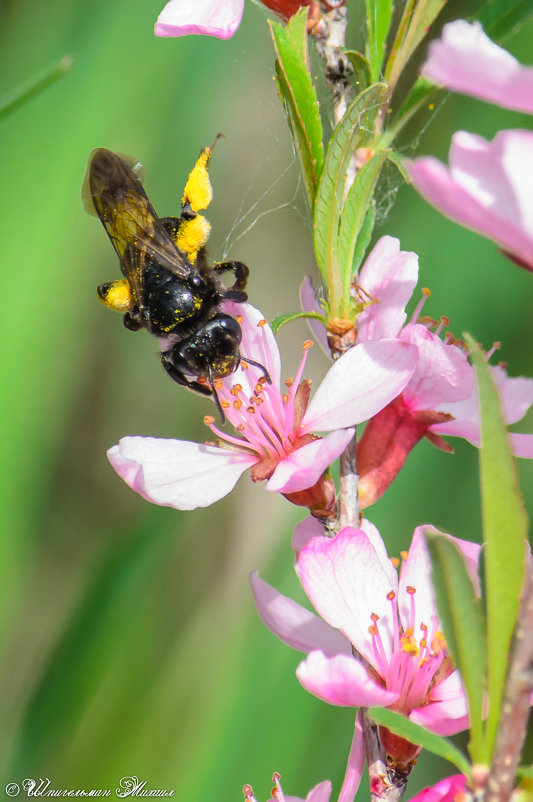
[143,263,208,335]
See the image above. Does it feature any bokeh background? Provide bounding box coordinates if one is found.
[1,0,532,798]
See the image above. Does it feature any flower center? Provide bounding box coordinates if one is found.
[368,586,447,713]
[203,336,314,475]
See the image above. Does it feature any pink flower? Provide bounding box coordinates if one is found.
[155,0,245,39]
[422,20,533,114]
[108,304,417,511]
[431,362,533,458]
[408,774,467,802]
[409,130,533,273]
[252,519,479,748]
[243,773,331,802]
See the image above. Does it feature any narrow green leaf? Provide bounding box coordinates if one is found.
[385,150,411,183]
[313,83,388,312]
[338,150,388,284]
[270,16,323,208]
[385,0,447,90]
[367,707,472,776]
[344,50,372,93]
[286,6,308,62]
[476,0,533,40]
[425,529,486,762]
[270,310,329,334]
[365,0,394,81]
[0,54,73,122]
[464,333,529,759]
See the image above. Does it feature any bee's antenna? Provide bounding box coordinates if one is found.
[240,356,272,385]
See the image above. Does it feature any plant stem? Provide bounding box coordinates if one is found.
[485,558,533,802]
[361,709,409,802]
[313,2,352,125]
[338,431,359,529]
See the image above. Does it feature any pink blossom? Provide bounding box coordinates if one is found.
[409,130,533,273]
[422,20,533,114]
[155,0,244,39]
[408,774,467,802]
[108,304,417,511]
[431,363,533,458]
[243,773,331,802]
[252,519,479,743]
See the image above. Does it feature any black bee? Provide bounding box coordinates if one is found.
[82,142,269,420]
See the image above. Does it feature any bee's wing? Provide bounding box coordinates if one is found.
[82,149,193,301]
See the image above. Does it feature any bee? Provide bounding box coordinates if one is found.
[82,138,269,420]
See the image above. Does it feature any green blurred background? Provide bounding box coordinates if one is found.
[0,0,531,798]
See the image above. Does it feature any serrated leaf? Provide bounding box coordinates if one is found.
[270,16,323,208]
[344,50,372,92]
[313,83,388,313]
[271,310,328,334]
[286,7,308,62]
[476,0,533,40]
[367,707,472,776]
[365,0,395,81]
[338,150,387,284]
[425,529,486,762]
[464,333,529,760]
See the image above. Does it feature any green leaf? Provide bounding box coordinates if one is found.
[367,707,472,776]
[516,766,533,779]
[464,334,529,760]
[365,0,395,81]
[338,150,388,283]
[385,149,411,183]
[270,15,324,208]
[313,83,388,314]
[425,528,486,762]
[386,77,438,144]
[344,50,372,93]
[350,203,376,278]
[270,310,329,334]
[385,0,447,91]
[475,0,533,40]
[0,54,73,122]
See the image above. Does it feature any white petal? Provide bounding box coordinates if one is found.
[108,436,256,510]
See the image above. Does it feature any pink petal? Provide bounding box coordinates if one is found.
[296,651,399,707]
[299,276,330,357]
[292,516,324,555]
[422,20,533,114]
[301,340,418,432]
[250,571,352,657]
[409,130,533,269]
[399,526,482,632]
[266,428,355,493]
[492,364,533,425]
[410,670,469,736]
[510,433,533,458]
[409,775,467,802]
[296,527,398,668]
[155,0,244,38]
[399,324,473,409]
[107,436,256,510]
[223,301,282,390]
[284,781,332,802]
[338,713,365,802]
[356,236,419,342]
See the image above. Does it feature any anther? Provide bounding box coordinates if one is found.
[387,590,396,601]
[241,361,249,370]
[257,376,267,386]
[391,557,400,568]
[400,550,408,561]
[204,415,215,426]
[236,424,245,432]
[247,406,255,414]
[231,384,243,396]
[243,785,254,799]
[214,379,223,390]
[282,394,289,403]
[285,377,293,387]
[406,586,416,595]
[371,612,379,622]
[236,315,243,324]
[303,340,313,349]
[234,399,243,410]
[221,400,230,408]
[257,319,268,328]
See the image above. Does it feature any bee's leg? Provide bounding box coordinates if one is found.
[213,260,249,300]
[160,352,213,397]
